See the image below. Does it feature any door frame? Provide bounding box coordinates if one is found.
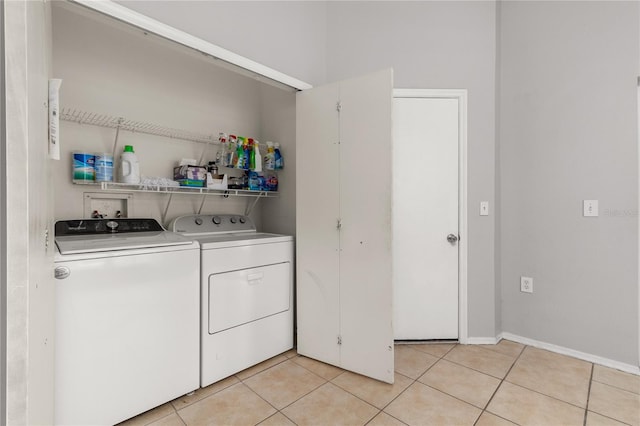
[393,89,469,344]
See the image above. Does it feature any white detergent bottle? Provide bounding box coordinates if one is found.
[119,145,140,184]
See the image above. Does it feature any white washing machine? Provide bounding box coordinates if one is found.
[170,214,294,387]
[54,218,200,426]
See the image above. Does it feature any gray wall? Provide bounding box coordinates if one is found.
[325,1,499,339]
[499,1,639,365]
[116,1,327,87]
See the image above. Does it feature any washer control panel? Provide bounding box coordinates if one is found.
[170,214,255,235]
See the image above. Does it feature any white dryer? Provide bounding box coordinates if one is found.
[54,218,200,425]
[171,214,294,387]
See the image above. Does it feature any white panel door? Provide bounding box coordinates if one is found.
[296,82,341,366]
[297,69,394,383]
[339,69,394,383]
[393,97,459,340]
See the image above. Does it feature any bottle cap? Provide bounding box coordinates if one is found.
[124,145,134,153]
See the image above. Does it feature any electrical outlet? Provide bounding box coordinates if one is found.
[583,200,598,217]
[520,276,533,293]
[480,201,489,216]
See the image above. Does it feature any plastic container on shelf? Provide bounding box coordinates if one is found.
[118,145,140,184]
[264,141,275,171]
[274,143,284,170]
[95,153,114,182]
[72,152,95,183]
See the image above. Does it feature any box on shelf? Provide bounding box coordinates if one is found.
[174,165,207,188]
[176,179,205,187]
[174,165,207,181]
[207,173,228,190]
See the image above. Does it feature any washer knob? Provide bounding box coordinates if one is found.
[230,217,237,224]
[239,217,246,224]
[212,216,221,225]
[195,217,203,225]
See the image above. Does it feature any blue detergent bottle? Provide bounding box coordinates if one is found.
[274,143,284,170]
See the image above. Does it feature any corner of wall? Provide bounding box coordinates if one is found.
[494,0,503,338]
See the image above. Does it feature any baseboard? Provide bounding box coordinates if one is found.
[464,337,500,345]
[500,332,640,376]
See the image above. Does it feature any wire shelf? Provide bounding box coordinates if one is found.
[73,181,278,198]
[60,108,220,145]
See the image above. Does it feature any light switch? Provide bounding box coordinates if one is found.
[583,200,598,217]
[480,201,489,216]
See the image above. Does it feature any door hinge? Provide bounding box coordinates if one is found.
[337,335,342,345]
[336,101,342,112]
[336,219,342,230]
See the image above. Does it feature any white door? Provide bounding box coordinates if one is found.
[393,95,460,340]
[297,69,394,383]
[5,1,56,424]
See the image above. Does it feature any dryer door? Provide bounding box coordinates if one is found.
[208,262,291,334]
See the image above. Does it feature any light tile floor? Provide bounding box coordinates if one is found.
[119,341,640,426]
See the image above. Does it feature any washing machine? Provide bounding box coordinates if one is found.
[170,214,294,387]
[54,218,200,425]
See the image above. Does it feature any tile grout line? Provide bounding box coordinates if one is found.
[473,342,527,425]
[439,344,518,380]
[583,363,594,426]
[591,378,640,396]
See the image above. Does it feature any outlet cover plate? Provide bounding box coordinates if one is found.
[583,200,598,217]
[521,276,533,293]
[480,201,489,216]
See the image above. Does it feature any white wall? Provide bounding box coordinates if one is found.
[259,85,297,236]
[499,1,639,366]
[0,2,6,422]
[52,3,295,227]
[325,1,499,339]
[116,0,327,87]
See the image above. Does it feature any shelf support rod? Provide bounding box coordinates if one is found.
[161,193,173,226]
[244,194,263,216]
[111,118,124,162]
[197,194,207,215]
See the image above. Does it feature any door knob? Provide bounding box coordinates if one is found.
[447,234,458,244]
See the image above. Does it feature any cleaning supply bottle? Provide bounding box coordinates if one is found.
[264,141,275,170]
[235,137,245,169]
[274,143,284,170]
[242,138,250,170]
[248,138,256,170]
[265,171,278,191]
[248,171,260,191]
[118,145,140,184]
[253,141,263,172]
[225,135,238,167]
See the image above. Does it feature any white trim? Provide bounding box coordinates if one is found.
[501,332,640,376]
[637,83,640,369]
[393,89,469,344]
[69,0,313,91]
[465,337,500,345]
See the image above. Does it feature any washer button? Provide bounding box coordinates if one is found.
[230,217,237,224]
[212,216,221,225]
[195,217,203,225]
[239,217,246,224]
